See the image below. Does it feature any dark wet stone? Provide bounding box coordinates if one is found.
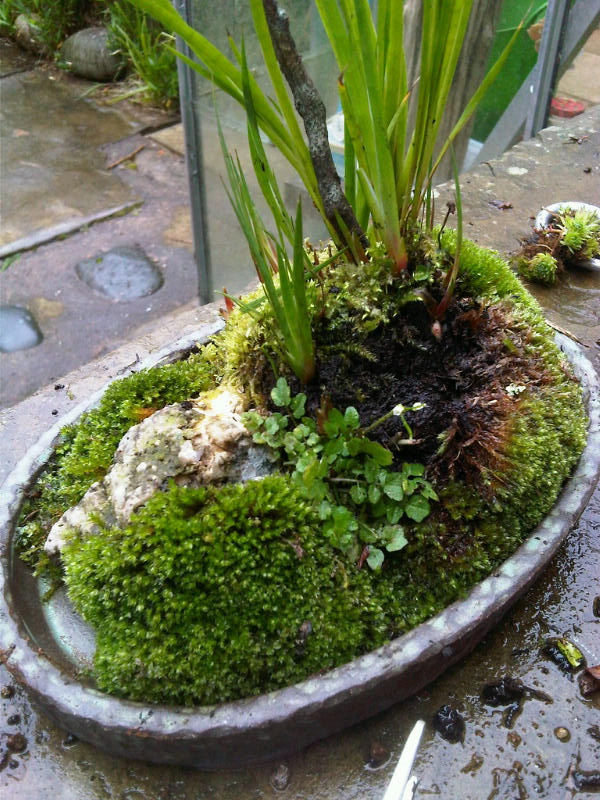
[573,770,600,789]
[0,305,42,352]
[481,676,525,707]
[6,714,20,726]
[6,732,26,753]
[270,762,291,791]
[593,596,600,618]
[61,27,123,82]
[75,245,164,302]
[367,740,390,769]
[579,669,600,697]
[54,384,65,391]
[588,725,600,742]
[541,637,586,674]
[481,675,553,729]
[432,705,465,743]
[0,685,15,699]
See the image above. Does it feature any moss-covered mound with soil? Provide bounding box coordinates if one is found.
[63,476,387,705]
[16,236,587,707]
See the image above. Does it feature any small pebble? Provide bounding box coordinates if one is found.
[461,753,484,774]
[554,727,570,742]
[367,740,390,769]
[270,762,291,792]
[54,384,65,390]
[51,409,59,416]
[507,731,522,748]
[6,715,20,726]
[7,733,27,752]
[0,686,15,699]
[432,705,465,743]
[593,596,600,618]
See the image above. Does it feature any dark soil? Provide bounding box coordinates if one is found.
[292,296,552,487]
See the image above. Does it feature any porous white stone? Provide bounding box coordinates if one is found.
[45,389,274,555]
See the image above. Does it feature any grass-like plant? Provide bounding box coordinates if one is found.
[125,0,518,268]
[107,1,180,108]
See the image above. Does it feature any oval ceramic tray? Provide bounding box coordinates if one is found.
[1,334,599,769]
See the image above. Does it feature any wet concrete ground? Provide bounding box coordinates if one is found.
[1,35,600,800]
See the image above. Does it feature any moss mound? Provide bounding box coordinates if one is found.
[63,476,385,705]
[18,235,588,707]
[17,350,217,568]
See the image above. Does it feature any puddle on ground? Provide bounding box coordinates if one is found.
[530,267,600,328]
[0,305,42,352]
[75,245,164,301]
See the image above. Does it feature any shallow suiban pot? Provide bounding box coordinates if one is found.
[534,201,600,271]
[1,333,599,770]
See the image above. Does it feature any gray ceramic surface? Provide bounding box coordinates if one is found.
[1,333,599,770]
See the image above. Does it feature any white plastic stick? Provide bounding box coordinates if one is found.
[382,720,425,800]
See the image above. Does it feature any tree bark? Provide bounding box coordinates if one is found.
[403,0,504,182]
[262,0,368,252]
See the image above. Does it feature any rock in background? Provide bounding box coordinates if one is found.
[61,27,122,82]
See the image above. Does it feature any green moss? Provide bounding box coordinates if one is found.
[16,233,589,706]
[516,253,558,286]
[16,349,217,567]
[63,476,388,705]
[559,209,600,261]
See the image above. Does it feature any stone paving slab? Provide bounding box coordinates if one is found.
[0,68,141,253]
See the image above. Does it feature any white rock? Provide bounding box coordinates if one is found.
[45,389,274,556]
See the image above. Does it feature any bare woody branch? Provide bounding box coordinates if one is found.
[262,0,368,253]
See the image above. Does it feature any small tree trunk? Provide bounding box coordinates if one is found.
[403,0,504,182]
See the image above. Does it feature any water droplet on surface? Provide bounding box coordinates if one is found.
[554,726,570,741]
[0,305,42,352]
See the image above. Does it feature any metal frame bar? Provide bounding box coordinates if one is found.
[524,0,571,138]
[173,0,212,305]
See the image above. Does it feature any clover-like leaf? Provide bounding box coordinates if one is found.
[350,484,367,505]
[404,494,431,522]
[344,406,360,429]
[384,526,408,552]
[383,474,404,501]
[368,484,382,504]
[271,377,291,407]
[290,393,307,419]
[366,547,384,571]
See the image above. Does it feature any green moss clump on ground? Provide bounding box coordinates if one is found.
[515,253,558,286]
[63,476,387,705]
[17,349,217,567]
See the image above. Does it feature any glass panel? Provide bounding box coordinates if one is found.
[183,0,338,300]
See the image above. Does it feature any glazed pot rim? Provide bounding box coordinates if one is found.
[1,330,598,768]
